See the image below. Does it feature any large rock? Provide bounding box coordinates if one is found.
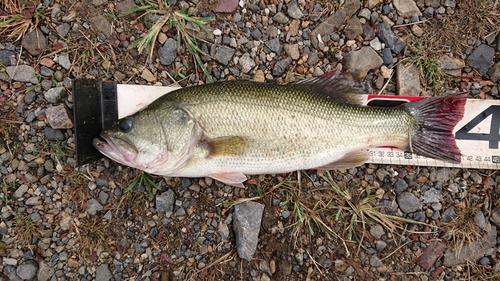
[439,55,465,77]
[443,223,497,266]
[396,63,422,96]
[393,0,422,18]
[21,28,48,56]
[377,23,406,54]
[46,104,73,129]
[6,65,39,84]
[233,201,265,261]
[468,44,495,75]
[345,47,383,81]
[310,0,359,49]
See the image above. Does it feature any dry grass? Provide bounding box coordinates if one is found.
[13,213,41,247]
[0,0,47,41]
[75,216,110,261]
[0,106,19,141]
[442,200,483,255]
[404,0,500,94]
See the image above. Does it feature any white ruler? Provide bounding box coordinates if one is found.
[115,85,500,169]
[363,95,500,169]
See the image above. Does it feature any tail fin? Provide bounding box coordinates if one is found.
[404,94,467,163]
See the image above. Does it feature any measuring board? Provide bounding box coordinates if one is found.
[73,81,500,169]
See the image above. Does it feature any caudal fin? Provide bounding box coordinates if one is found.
[404,94,467,163]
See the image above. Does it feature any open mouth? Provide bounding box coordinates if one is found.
[92,133,138,163]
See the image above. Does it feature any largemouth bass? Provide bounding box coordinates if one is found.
[93,75,466,187]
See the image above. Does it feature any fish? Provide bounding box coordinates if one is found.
[92,74,466,188]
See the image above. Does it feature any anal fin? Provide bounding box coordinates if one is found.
[315,150,369,170]
[210,172,247,188]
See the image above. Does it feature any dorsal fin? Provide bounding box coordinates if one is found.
[292,73,372,105]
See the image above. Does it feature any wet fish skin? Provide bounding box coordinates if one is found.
[93,75,465,187]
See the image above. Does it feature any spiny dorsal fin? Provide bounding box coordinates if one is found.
[292,73,372,105]
[203,136,250,157]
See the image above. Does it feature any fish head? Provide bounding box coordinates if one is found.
[93,105,198,173]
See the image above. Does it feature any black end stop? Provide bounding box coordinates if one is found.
[73,79,118,165]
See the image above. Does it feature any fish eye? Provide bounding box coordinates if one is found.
[119,118,133,133]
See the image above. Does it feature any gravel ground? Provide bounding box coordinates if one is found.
[1,0,500,280]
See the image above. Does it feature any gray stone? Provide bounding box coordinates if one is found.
[307,52,319,65]
[13,184,28,199]
[310,10,345,49]
[99,191,109,204]
[488,62,500,82]
[441,206,456,223]
[343,0,361,17]
[24,90,36,104]
[21,28,48,56]
[369,224,385,239]
[287,0,304,19]
[468,44,495,75]
[156,189,175,217]
[251,28,262,40]
[86,198,103,215]
[43,127,65,141]
[90,15,113,37]
[475,211,486,230]
[16,259,38,280]
[273,12,289,24]
[395,178,408,195]
[265,38,282,54]
[359,8,372,20]
[397,192,421,213]
[37,261,54,281]
[44,87,67,103]
[283,44,300,60]
[375,168,390,181]
[115,0,136,14]
[370,255,383,267]
[233,201,265,261]
[422,188,442,204]
[439,55,465,77]
[396,63,422,96]
[213,0,239,13]
[92,0,107,6]
[96,264,112,281]
[443,224,497,266]
[26,196,42,205]
[6,65,39,84]
[57,53,71,70]
[214,46,235,66]
[345,46,383,81]
[377,23,406,54]
[55,23,71,37]
[218,223,230,240]
[431,167,451,182]
[394,0,422,17]
[0,49,15,66]
[46,104,73,129]
[3,265,20,281]
[444,0,456,7]
[344,17,363,40]
[239,53,256,74]
[425,0,441,8]
[158,38,177,66]
[381,48,393,65]
[375,240,387,251]
[272,57,292,77]
[423,7,434,18]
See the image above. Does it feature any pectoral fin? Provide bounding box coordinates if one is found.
[315,150,369,170]
[204,136,250,157]
[210,172,247,188]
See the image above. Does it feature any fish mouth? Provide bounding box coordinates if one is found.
[92,133,138,165]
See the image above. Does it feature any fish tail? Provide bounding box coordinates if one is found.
[404,93,467,163]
